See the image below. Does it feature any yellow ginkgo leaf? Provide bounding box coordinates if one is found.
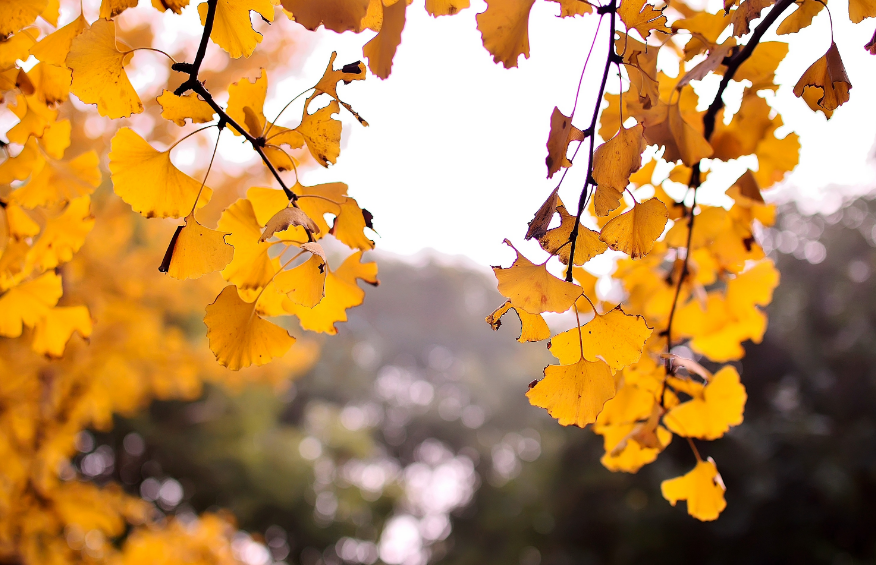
[152,0,190,13]
[664,366,747,440]
[0,138,39,184]
[793,42,851,114]
[204,285,296,370]
[331,197,374,250]
[538,205,609,265]
[199,0,274,59]
[31,305,92,358]
[546,0,592,16]
[7,93,57,144]
[485,300,551,343]
[36,119,71,160]
[777,0,823,34]
[592,124,646,216]
[314,52,368,124]
[0,29,38,69]
[157,90,216,127]
[285,251,378,334]
[28,62,72,105]
[596,421,672,472]
[274,254,327,308]
[0,0,47,36]
[476,0,536,69]
[618,0,670,40]
[25,196,94,271]
[10,150,100,209]
[100,0,137,18]
[545,107,586,178]
[549,307,652,370]
[661,458,727,521]
[218,198,276,290]
[161,213,234,280]
[66,18,142,119]
[643,102,713,166]
[260,207,319,241]
[493,239,582,314]
[526,357,616,427]
[295,97,343,167]
[850,0,876,22]
[0,271,62,338]
[426,0,469,16]
[4,203,40,239]
[297,182,350,236]
[363,0,407,79]
[281,0,372,33]
[599,198,668,258]
[109,127,212,219]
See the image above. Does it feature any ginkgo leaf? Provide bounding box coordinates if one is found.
[0,0,47,36]
[66,18,142,119]
[199,0,274,59]
[331,197,375,250]
[671,11,734,60]
[109,127,213,219]
[218,198,276,290]
[204,285,296,370]
[616,33,659,108]
[297,182,352,236]
[545,107,586,178]
[152,0,191,14]
[549,307,652,370]
[592,124,646,216]
[4,203,40,239]
[618,0,670,40]
[643,103,713,166]
[260,207,319,241]
[493,239,582,314]
[28,62,72,105]
[477,0,536,69]
[527,357,616,427]
[226,70,276,138]
[599,198,668,258]
[664,366,746,440]
[295,97,343,167]
[25,196,94,271]
[710,91,772,161]
[729,42,788,90]
[363,0,407,79]
[546,0,592,16]
[486,300,551,342]
[525,187,560,240]
[157,90,215,126]
[31,305,92,358]
[100,0,137,18]
[285,251,378,334]
[677,40,736,88]
[793,42,851,113]
[426,0,470,16]
[281,0,372,33]
[161,213,234,280]
[314,52,368,125]
[7,93,57,144]
[850,0,876,22]
[597,421,672,472]
[274,254,327,308]
[0,29,38,69]
[777,0,823,34]
[0,271,62,337]
[0,138,38,184]
[661,458,727,521]
[538,205,609,265]
[730,0,774,36]
[10,149,100,209]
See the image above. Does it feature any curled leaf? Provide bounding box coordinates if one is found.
[793,41,851,114]
[260,207,320,241]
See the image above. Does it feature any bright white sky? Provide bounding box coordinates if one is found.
[96,0,876,269]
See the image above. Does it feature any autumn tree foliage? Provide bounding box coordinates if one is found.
[0,0,870,558]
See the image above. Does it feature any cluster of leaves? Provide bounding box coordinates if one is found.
[0,0,380,561]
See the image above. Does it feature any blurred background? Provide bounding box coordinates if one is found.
[79,191,876,565]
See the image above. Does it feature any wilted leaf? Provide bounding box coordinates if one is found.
[546,107,586,178]
[486,300,551,342]
[793,42,851,113]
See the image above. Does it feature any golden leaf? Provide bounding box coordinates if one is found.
[549,307,652,370]
[363,0,407,79]
[643,103,713,166]
[314,52,368,125]
[664,366,747,440]
[204,285,296,370]
[100,0,137,18]
[281,0,372,32]
[661,459,727,521]
[198,0,275,59]
[599,198,668,258]
[476,0,536,69]
[618,0,670,40]
[260,207,320,241]
[793,42,851,114]
[218,198,276,290]
[274,254,327,308]
[546,0,592,16]
[25,196,94,271]
[162,213,234,280]
[493,239,582,314]
[157,90,216,126]
[777,0,824,34]
[31,305,92,358]
[10,148,100,209]
[109,127,212,219]
[486,300,551,342]
[66,18,143,119]
[0,271,62,338]
[850,0,876,22]
[592,124,646,216]
[426,0,470,16]
[527,358,617,427]
[545,107,586,178]
[0,0,48,36]
[538,205,609,265]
